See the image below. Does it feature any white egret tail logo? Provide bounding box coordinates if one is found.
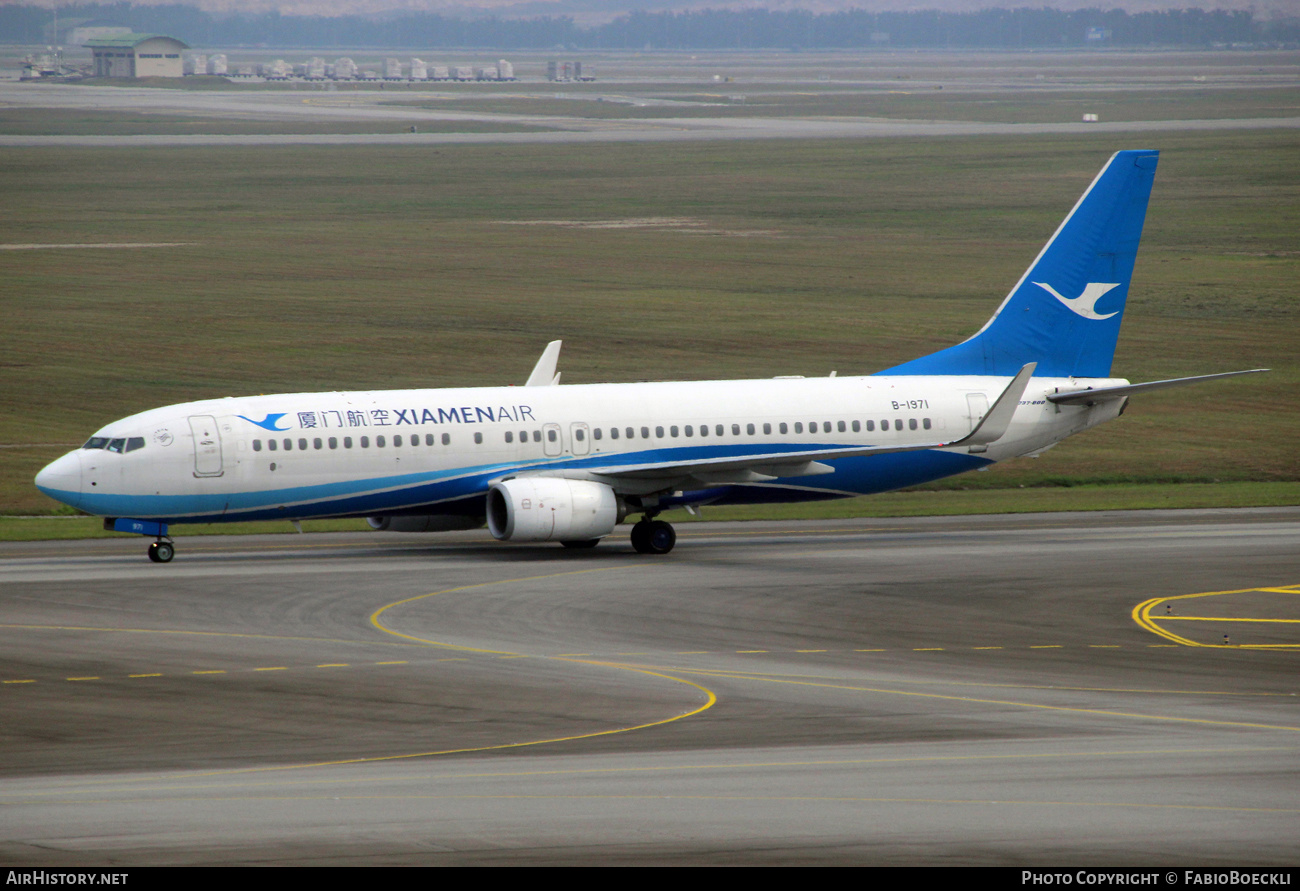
[1033,282,1121,320]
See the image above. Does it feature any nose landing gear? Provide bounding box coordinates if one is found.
[147,539,175,563]
[106,518,175,563]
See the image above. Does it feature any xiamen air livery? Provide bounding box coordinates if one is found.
[36,150,1264,562]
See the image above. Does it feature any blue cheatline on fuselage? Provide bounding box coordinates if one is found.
[40,444,992,524]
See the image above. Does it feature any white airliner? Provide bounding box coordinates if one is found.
[35,150,1263,562]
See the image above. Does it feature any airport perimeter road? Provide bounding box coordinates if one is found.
[1,509,1297,865]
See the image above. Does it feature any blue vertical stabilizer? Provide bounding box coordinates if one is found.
[881,150,1159,378]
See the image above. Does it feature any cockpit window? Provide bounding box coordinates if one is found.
[106,438,126,453]
[125,437,145,453]
[83,437,109,450]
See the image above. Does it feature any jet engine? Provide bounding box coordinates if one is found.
[486,477,623,543]
[366,514,483,533]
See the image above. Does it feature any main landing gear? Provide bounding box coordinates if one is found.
[630,517,676,555]
[147,538,175,563]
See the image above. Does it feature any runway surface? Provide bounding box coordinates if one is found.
[2,82,1297,147]
[1,509,1297,865]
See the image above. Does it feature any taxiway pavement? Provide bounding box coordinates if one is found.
[1,510,1297,864]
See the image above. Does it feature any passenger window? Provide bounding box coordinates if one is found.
[626,427,634,439]
[344,437,352,448]
[670,426,679,437]
[593,428,602,440]
[547,429,557,442]
[505,431,513,443]
[329,437,338,449]
[253,440,263,452]
[923,418,932,430]
[852,420,860,432]
[361,436,370,448]
[298,438,308,450]
[732,424,741,436]
[314,438,323,450]
[684,425,693,437]
[746,424,755,435]
[393,435,402,447]
[779,422,787,434]
[283,439,293,451]
[895,418,904,430]
[838,421,846,433]
[474,432,483,444]
[794,422,803,434]
[881,420,890,431]
[376,435,386,448]
[641,427,650,439]
[575,429,585,442]
[715,425,724,436]
[656,426,664,438]
[532,431,540,443]
[426,434,435,446]
[909,418,918,430]
[763,423,771,435]
[610,428,620,440]
[699,425,708,437]
[442,433,451,445]
[866,420,875,432]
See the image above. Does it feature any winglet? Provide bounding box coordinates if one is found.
[953,362,1036,447]
[525,340,563,387]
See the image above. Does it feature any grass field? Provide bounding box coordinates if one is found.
[1,97,1296,532]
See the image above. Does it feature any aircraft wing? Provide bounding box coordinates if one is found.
[533,363,1036,490]
[1047,369,1268,406]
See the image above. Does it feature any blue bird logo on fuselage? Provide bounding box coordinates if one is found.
[238,413,291,431]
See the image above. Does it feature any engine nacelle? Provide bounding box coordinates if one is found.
[366,514,483,533]
[486,477,622,542]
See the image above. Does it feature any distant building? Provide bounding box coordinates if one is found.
[84,34,188,78]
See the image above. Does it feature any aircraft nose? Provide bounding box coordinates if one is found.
[35,451,84,508]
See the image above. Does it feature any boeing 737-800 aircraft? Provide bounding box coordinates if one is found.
[35,150,1263,562]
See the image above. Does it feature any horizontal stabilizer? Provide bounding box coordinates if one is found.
[1048,368,1268,406]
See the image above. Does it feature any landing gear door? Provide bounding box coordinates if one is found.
[189,415,224,477]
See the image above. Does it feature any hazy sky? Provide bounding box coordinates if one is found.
[22,0,1289,20]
